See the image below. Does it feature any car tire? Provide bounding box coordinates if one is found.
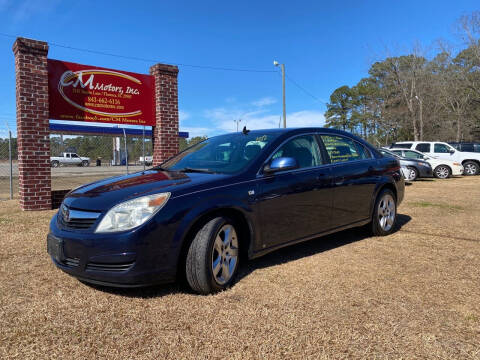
[82,160,89,167]
[434,165,451,179]
[406,166,418,181]
[51,160,59,168]
[186,217,240,294]
[371,189,397,236]
[463,161,479,176]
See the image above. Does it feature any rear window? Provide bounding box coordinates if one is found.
[415,143,430,152]
[460,144,474,152]
[393,143,413,149]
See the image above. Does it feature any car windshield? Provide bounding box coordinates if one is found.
[161,131,283,174]
[379,149,401,159]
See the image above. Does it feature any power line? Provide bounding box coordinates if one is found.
[0,32,277,73]
[280,72,328,105]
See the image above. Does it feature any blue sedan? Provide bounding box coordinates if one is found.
[48,128,404,294]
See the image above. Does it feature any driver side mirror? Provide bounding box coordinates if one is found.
[264,157,298,174]
[449,149,455,154]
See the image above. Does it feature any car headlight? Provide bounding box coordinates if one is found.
[95,193,170,233]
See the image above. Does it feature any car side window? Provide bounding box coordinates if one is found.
[404,150,423,159]
[462,144,474,152]
[271,135,323,169]
[415,143,430,152]
[434,143,451,153]
[320,135,369,163]
[355,143,372,159]
[391,150,402,156]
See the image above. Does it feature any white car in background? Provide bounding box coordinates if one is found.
[389,148,463,179]
[400,166,413,182]
[390,141,480,175]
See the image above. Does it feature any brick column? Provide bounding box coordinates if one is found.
[13,38,51,210]
[149,64,179,165]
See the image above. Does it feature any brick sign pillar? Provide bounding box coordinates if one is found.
[13,38,51,210]
[149,64,179,165]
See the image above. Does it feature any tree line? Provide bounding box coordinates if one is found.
[324,12,480,144]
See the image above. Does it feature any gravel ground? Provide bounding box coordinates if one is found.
[0,177,479,359]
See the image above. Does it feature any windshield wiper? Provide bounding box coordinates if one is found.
[152,166,168,171]
[177,167,217,174]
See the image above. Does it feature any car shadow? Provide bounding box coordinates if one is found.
[237,213,411,281]
[83,213,411,298]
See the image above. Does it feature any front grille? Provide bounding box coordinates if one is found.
[86,262,135,272]
[63,257,80,267]
[58,204,101,230]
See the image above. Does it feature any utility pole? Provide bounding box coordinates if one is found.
[274,60,286,128]
[415,96,423,141]
[142,125,145,171]
[234,119,242,132]
[122,128,128,174]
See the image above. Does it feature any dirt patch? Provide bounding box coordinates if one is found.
[0,177,479,359]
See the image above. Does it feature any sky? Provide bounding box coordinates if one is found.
[0,0,479,138]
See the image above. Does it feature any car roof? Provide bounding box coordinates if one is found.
[218,127,374,145]
[390,148,422,153]
[223,127,352,136]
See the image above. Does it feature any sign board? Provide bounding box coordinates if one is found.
[48,59,155,126]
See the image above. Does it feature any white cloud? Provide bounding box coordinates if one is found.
[205,107,324,134]
[185,97,325,138]
[179,126,211,138]
[251,96,277,107]
[285,110,326,127]
[7,0,61,22]
[225,97,237,104]
[179,110,190,122]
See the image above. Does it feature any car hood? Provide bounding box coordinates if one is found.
[399,158,431,167]
[426,158,460,167]
[62,169,228,211]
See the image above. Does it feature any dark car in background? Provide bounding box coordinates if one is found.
[449,142,480,153]
[379,148,432,181]
[48,128,405,294]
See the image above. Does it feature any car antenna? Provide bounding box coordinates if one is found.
[242,126,250,135]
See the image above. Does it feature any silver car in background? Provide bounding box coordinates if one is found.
[379,148,432,181]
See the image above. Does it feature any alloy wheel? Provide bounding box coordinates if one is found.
[211,224,239,285]
[464,163,478,175]
[377,194,396,232]
[406,167,417,181]
[435,166,449,179]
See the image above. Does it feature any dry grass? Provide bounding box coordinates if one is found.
[1,177,479,359]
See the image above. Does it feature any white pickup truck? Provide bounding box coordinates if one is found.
[51,152,90,167]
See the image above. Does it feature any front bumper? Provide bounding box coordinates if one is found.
[47,213,178,287]
[451,165,464,176]
[418,165,433,178]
